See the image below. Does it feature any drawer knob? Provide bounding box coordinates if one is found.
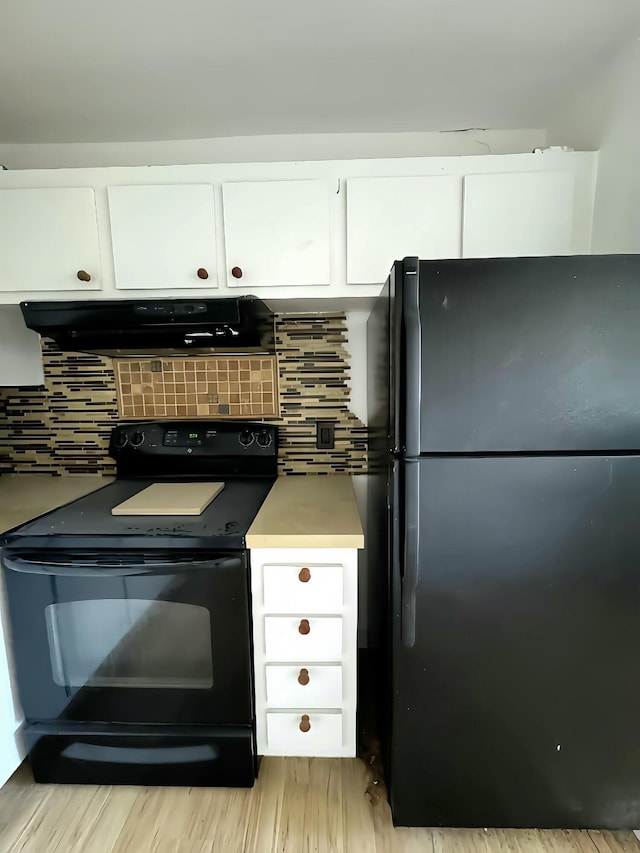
[196,267,209,279]
[231,266,243,279]
[298,619,311,635]
[76,270,91,282]
[299,714,311,733]
[298,668,310,686]
[298,567,311,583]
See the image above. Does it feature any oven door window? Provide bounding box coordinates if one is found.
[45,599,213,689]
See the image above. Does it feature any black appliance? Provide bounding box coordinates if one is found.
[20,296,274,356]
[367,255,640,829]
[1,420,277,787]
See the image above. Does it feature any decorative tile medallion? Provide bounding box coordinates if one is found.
[114,356,279,420]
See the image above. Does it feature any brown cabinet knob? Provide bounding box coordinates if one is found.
[196,267,209,280]
[76,270,91,282]
[298,668,310,686]
[298,567,311,583]
[299,714,311,733]
[231,266,243,279]
[298,619,310,635]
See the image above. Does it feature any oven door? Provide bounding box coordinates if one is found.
[2,549,252,726]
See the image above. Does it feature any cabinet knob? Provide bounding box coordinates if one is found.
[298,567,311,583]
[196,268,209,280]
[299,714,311,733]
[298,619,310,635]
[298,668,310,686]
[76,270,91,282]
[231,266,243,279]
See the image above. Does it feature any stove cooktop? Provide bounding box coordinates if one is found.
[2,477,275,552]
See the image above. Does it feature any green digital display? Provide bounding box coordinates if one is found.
[188,432,199,439]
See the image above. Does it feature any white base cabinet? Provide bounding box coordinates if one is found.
[0,571,24,788]
[250,548,358,758]
[0,724,24,790]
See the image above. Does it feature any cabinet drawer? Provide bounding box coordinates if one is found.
[265,665,343,708]
[266,712,343,756]
[264,616,342,661]
[262,563,343,612]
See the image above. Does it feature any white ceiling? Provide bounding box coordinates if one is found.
[2,0,640,144]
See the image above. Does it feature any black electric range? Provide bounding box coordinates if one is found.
[5,476,274,552]
[1,420,277,787]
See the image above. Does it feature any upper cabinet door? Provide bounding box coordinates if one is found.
[0,188,101,293]
[346,176,462,285]
[463,172,575,259]
[108,185,217,290]
[222,180,331,287]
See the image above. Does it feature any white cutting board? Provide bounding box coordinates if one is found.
[111,482,225,516]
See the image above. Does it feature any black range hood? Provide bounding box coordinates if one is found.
[20,296,275,356]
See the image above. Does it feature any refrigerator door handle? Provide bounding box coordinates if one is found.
[402,257,422,457]
[401,461,420,648]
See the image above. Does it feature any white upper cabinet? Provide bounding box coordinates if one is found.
[108,185,217,290]
[222,180,331,288]
[346,176,463,284]
[0,152,596,303]
[0,188,101,293]
[462,172,576,259]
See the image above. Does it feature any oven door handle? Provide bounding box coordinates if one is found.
[1,555,242,577]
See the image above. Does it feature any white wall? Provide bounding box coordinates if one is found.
[546,70,617,153]
[0,307,44,387]
[548,42,640,253]
[590,43,640,253]
[344,311,369,426]
[0,129,548,170]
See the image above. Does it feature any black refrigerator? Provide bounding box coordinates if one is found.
[366,255,640,829]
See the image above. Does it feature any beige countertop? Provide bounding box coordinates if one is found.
[0,474,114,535]
[246,475,364,549]
[0,473,364,548]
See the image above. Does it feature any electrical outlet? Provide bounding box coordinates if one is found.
[316,420,335,449]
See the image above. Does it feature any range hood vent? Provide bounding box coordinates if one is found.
[20,296,275,357]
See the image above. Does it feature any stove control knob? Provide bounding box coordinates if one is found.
[130,431,145,447]
[113,432,128,449]
[238,430,254,448]
[256,430,272,448]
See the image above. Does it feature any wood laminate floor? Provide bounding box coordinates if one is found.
[0,759,638,853]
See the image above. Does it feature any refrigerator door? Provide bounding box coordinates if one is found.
[400,255,640,454]
[390,455,640,828]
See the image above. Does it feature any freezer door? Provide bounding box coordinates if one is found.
[401,255,640,453]
[389,456,640,828]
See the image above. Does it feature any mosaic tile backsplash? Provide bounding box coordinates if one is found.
[114,356,279,420]
[0,314,367,476]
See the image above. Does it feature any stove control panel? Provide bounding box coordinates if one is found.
[109,421,278,478]
[110,421,277,455]
[163,426,223,448]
